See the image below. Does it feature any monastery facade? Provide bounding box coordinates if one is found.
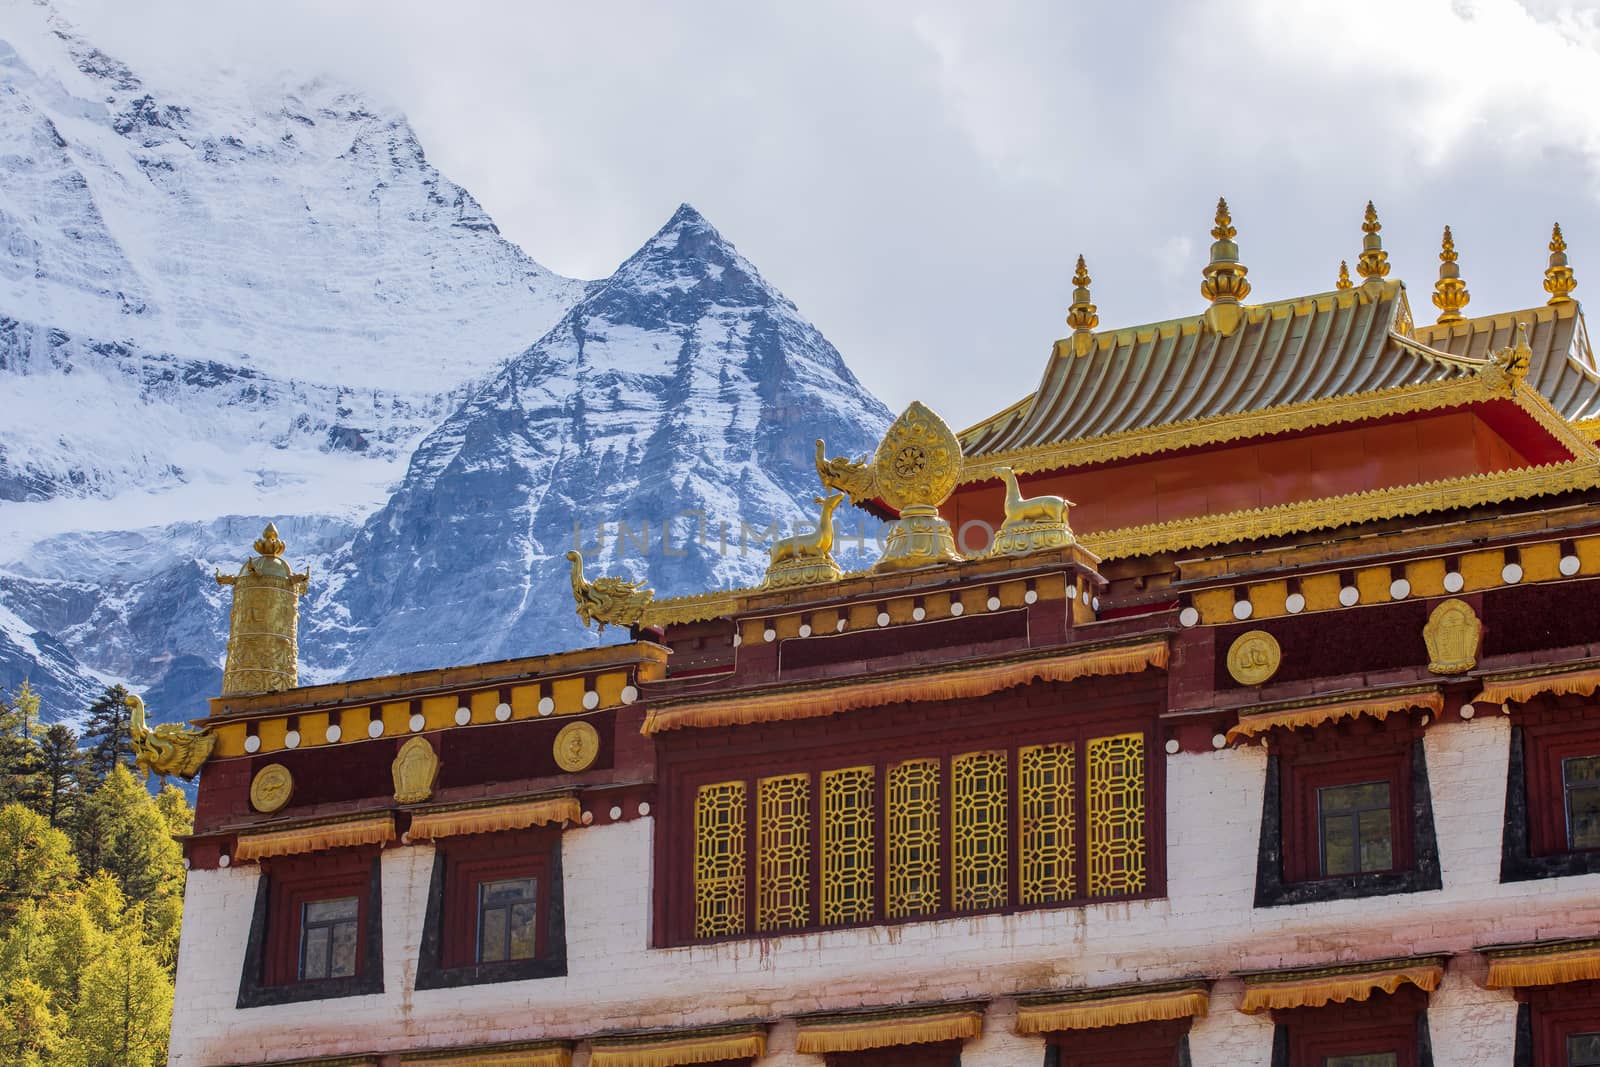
[161,202,1600,1067]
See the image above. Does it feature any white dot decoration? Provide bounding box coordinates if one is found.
[637,801,651,816]
[1338,585,1360,607]
[243,734,261,754]
[1443,571,1465,593]
[876,612,890,627]
[986,596,1002,611]
[1502,562,1524,584]
[950,601,965,616]
[495,702,512,721]
[912,607,926,622]
[582,690,600,710]
[1561,554,1582,576]
[1024,589,1038,605]
[1211,733,1227,750]
[218,854,231,868]
[609,806,623,820]
[620,686,638,705]
[836,618,848,632]
[1460,703,1476,720]
[1081,588,1092,604]
[763,628,777,643]
[182,857,191,870]
[1232,600,1253,620]
[799,623,813,637]
[455,706,472,725]
[1091,597,1101,611]
[1285,592,1306,614]
[1178,606,1200,627]
[1164,738,1181,754]
[1389,578,1411,600]
[284,730,301,749]
[732,632,742,647]
[325,724,342,743]
[537,696,555,717]
[409,713,426,732]
[581,810,594,825]
[367,719,384,739]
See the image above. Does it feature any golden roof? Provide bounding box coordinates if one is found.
[1414,299,1600,423]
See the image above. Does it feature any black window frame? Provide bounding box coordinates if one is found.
[297,895,359,981]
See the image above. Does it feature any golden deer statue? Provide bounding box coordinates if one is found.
[991,466,1076,556]
[763,493,846,589]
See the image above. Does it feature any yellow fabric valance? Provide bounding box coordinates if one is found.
[1014,986,1208,1034]
[1485,941,1600,989]
[794,1008,983,1054]
[642,640,1169,734]
[1226,690,1443,744]
[1472,665,1600,710]
[408,797,581,842]
[1238,961,1443,1014]
[234,814,394,862]
[400,1046,570,1067]
[587,1030,765,1067]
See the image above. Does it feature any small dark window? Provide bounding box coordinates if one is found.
[1325,1055,1398,1067]
[1319,781,1394,876]
[298,896,359,980]
[1564,757,1600,850]
[477,876,538,963]
[1571,1031,1600,1067]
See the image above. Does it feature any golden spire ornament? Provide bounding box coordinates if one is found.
[1432,225,1470,324]
[1066,253,1099,356]
[1336,260,1352,291]
[1356,201,1390,284]
[1200,197,1251,335]
[215,523,310,695]
[1546,222,1577,305]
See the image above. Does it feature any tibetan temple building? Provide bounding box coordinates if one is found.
[163,201,1600,1067]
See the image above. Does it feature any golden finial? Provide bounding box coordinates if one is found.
[253,522,286,558]
[1336,260,1352,290]
[1356,201,1390,283]
[1546,222,1577,305]
[1200,197,1250,335]
[1066,253,1098,356]
[1432,225,1470,324]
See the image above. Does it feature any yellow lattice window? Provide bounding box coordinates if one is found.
[821,766,876,925]
[886,758,942,918]
[693,781,746,937]
[1087,733,1146,897]
[756,773,810,932]
[1020,742,1076,904]
[952,750,1008,911]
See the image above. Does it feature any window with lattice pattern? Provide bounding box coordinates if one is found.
[821,767,875,925]
[1020,743,1076,904]
[693,781,746,938]
[886,758,942,918]
[953,750,1009,911]
[756,774,810,932]
[1087,733,1147,896]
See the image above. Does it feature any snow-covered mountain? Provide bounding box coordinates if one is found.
[0,3,894,724]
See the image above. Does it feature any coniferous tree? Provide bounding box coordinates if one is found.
[79,685,135,783]
[35,725,84,829]
[0,805,78,917]
[0,683,45,810]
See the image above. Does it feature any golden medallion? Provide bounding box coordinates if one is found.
[249,763,294,813]
[1424,598,1480,674]
[392,735,440,804]
[1227,629,1282,686]
[871,401,961,514]
[554,721,601,773]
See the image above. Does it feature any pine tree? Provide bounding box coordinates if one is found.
[62,915,172,1067]
[0,804,78,917]
[35,725,83,829]
[0,975,63,1067]
[0,683,45,810]
[79,685,135,783]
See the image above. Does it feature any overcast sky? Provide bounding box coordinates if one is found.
[62,0,1600,430]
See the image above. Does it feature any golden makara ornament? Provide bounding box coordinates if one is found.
[990,466,1076,557]
[1424,598,1480,675]
[870,401,965,572]
[126,694,214,781]
[553,721,601,773]
[392,735,440,804]
[249,763,294,814]
[1227,630,1282,686]
[763,493,845,590]
[566,551,654,632]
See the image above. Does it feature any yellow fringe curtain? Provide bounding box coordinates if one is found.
[407,797,581,842]
[587,1032,765,1067]
[1473,667,1600,710]
[794,1009,983,1053]
[1486,947,1600,989]
[234,814,395,862]
[1226,691,1443,743]
[642,640,1169,734]
[402,1051,570,1067]
[1238,964,1442,1014]
[1014,988,1208,1034]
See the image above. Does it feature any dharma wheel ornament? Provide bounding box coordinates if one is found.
[990,466,1076,557]
[762,492,845,590]
[216,523,310,696]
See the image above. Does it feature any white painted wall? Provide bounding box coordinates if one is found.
[169,717,1586,1066]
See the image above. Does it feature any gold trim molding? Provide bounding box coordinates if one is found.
[1471,660,1600,709]
[1226,688,1443,744]
[234,814,395,862]
[408,797,581,842]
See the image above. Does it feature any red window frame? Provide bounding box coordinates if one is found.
[437,828,554,970]
[262,851,373,987]
[1277,722,1414,885]
[654,680,1165,946]
[1277,985,1424,1067]
[1522,718,1600,858]
[1052,1018,1189,1066]
[1526,980,1600,1066]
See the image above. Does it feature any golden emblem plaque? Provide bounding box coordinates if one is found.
[554,721,601,773]
[1424,598,1481,674]
[249,763,294,813]
[392,735,440,804]
[1227,630,1282,686]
